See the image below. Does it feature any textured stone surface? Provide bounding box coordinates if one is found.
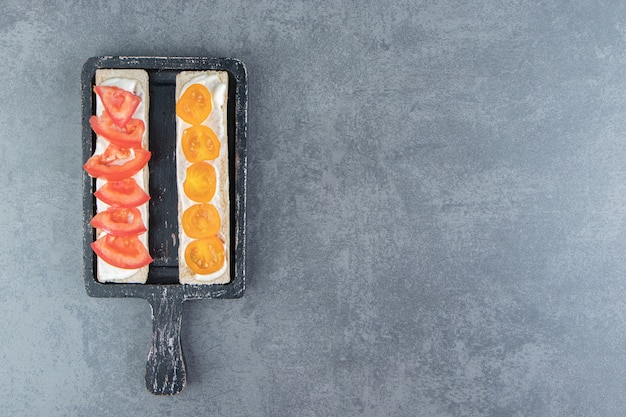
[2,0,626,415]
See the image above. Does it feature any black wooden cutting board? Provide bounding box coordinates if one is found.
[81,56,248,395]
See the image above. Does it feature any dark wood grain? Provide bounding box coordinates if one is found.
[147,70,179,282]
[145,291,186,395]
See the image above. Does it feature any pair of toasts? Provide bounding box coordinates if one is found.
[84,68,230,285]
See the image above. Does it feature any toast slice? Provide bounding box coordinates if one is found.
[175,71,230,285]
[93,69,150,284]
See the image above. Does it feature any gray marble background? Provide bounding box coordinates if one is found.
[1,1,626,416]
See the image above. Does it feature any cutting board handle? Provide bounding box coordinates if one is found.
[145,291,186,395]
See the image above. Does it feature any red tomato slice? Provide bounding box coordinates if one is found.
[90,112,145,148]
[94,85,141,128]
[91,234,152,269]
[90,207,147,236]
[94,178,150,207]
[84,144,151,181]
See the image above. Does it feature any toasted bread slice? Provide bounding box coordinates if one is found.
[94,69,150,284]
[176,71,230,285]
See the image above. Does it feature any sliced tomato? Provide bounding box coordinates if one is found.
[90,207,146,236]
[182,125,220,162]
[176,84,212,125]
[185,236,225,275]
[90,112,145,148]
[94,85,141,128]
[100,143,132,162]
[182,203,220,239]
[84,144,151,181]
[92,234,152,269]
[94,178,150,207]
[183,162,216,202]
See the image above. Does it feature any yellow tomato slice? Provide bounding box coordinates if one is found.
[183,162,216,202]
[185,236,225,275]
[182,125,220,162]
[176,84,212,125]
[182,204,220,239]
